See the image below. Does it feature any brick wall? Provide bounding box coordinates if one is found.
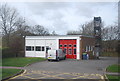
[80,36,95,59]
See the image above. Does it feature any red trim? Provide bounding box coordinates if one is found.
[59,39,76,59]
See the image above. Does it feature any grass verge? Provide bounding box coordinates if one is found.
[106,64,120,73]
[2,57,46,79]
[2,68,21,79]
[106,64,120,81]
[2,57,46,67]
[106,75,120,81]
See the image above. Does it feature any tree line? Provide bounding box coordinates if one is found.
[1,4,119,58]
[67,20,119,54]
[0,4,57,58]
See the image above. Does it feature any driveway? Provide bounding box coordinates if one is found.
[10,57,118,80]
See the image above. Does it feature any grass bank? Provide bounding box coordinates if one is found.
[2,57,46,67]
[2,69,21,79]
[106,64,120,73]
[2,57,46,79]
[106,64,120,81]
[106,75,120,81]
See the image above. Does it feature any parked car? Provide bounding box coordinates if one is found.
[47,49,66,61]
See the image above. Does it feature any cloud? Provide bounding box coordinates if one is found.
[8,2,117,35]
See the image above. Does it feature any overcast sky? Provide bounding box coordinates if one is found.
[7,2,118,35]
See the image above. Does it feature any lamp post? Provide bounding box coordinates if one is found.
[23,36,26,57]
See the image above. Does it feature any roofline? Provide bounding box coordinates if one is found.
[25,35,94,39]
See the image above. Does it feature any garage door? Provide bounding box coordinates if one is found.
[59,39,76,59]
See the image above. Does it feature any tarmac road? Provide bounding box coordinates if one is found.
[10,57,118,80]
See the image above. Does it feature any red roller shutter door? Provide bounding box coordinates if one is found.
[59,39,77,59]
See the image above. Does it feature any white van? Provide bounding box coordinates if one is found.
[47,49,66,61]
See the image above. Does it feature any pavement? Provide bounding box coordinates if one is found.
[4,57,119,80]
[106,72,120,76]
[1,66,24,69]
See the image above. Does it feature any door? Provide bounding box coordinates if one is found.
[59,39,77,59]
[46,46,50,58]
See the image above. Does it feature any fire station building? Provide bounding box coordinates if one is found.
[25,35,95,60]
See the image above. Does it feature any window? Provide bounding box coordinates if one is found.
[46,46,50,53]
[89,46,91,51]
[85,46,88,52]
[36,46,41,51]
[42,47,44,51]
[64,44,67,47]
[60,45,62,47]
[69,44,72,47]
[74,45,76,47]
[31,46,34,51]
[68,49,72,54]
[63,48,67,54]
[91,46,93,51]
[74,49,76,54]
[26,46,31,51]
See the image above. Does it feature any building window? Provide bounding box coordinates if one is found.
[60,44,62,47]
[69,44,72,47]
[42,47,44,51]
[46,46,50,53]
[74,45,76,47]
[91,46,93,51]
[68,49,72,54]
[89,46,91,51]
[31,46,34,51]
[36,46,41,51]
[64,44,67,47]
[63,48,67,54]
[85,46,88,52]
[74,49,76,54]
[26,46,31,51]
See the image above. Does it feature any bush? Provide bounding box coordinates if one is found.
[2,47,16,58]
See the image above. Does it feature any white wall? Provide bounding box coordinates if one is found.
[25,36,81,59]
[25,39,57,58]
[77,38,80,60]
[25,39,35,57]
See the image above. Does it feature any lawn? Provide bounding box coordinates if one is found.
[106,64,120,73]
[106,75,120,81]
[2,57,46,67]
[2,57,46,79]
[106,64,120,81]
[2,68,21,79]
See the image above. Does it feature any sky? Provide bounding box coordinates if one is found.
[6,2,118,35]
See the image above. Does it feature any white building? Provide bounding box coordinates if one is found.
[25,35,95,60]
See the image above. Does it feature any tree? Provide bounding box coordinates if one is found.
[102,26,118,41]
[0,4,18,47]
[33,25,50,36]
[67,30,81,35]
[102,24,118,52]
[80,21,94,36]
[51,31,58,36]
[67,20,104,36]
[67,21,94,36]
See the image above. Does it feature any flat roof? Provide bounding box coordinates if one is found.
[25,35,94,40]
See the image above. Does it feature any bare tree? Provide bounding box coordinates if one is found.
[0,4,18,47]
[33,25,50,36]
[67,30,82,35]
[51,31,58,36]
[102,25,118,41]
[67,21,95,36]
[80,21,94,36]
[102,25,118,52]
